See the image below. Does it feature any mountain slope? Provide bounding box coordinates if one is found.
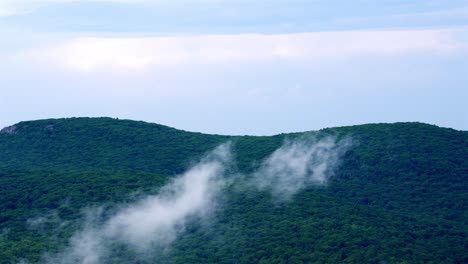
[0,118,466,263]
[0,117,229,175]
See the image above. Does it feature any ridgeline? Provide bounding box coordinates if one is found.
[0,118,466,263]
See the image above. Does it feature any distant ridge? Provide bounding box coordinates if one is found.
[0,117,461,174]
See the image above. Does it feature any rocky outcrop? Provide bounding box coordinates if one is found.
[0,125,17,135]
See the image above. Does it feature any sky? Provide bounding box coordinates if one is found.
[0,0,467,135]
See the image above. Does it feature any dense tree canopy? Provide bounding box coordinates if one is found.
[0,118,466,263]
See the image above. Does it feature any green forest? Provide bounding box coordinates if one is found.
[0,118,466,263]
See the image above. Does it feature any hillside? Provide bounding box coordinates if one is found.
[0,118,467,263]
[0,118,230,175]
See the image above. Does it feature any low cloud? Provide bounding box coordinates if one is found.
[44,143,232,264]
[35,137,352,263]
[251,136,353,200]
[103,143,231,250]
[27,211,61,231]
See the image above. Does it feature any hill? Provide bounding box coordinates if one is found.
[0,118,466,263]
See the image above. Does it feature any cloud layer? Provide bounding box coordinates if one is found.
[2,27,467,133]
[27,29,467,72]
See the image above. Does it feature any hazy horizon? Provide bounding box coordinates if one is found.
[1,0,467,135]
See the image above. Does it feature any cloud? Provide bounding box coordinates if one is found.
[25,29,467,72]
[27,211,59,230]
[36,136,354,263]
[103,143,231,250]
[251,136,353,200]
[44,143,232,263]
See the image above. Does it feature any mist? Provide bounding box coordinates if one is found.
[44,143,232,264]
[251,136,352,200]
[37,136,352,263]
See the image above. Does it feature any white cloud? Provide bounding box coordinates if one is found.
[26,29,467,72]
[251,136,352,200]
[39,138,353,262]
[45,143,232,263]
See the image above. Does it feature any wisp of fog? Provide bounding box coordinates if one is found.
[38,135,352,263]
[251,136,352,200]
[44,143,232,264]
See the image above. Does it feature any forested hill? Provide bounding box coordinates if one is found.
[0,117,229,175]
[1,117,464,174]
[0,118,467,263]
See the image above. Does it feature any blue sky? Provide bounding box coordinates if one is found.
[0,0,467,135]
